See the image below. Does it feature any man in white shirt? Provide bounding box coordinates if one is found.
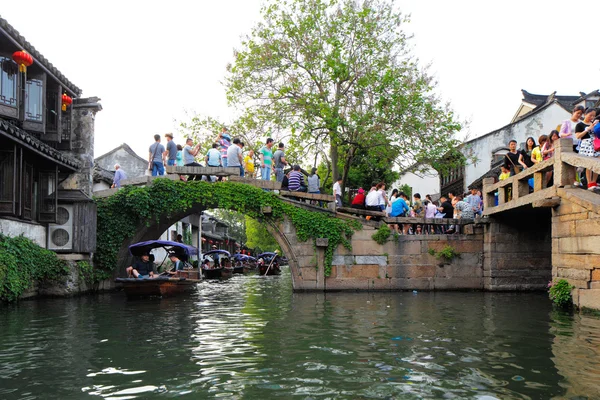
[332,176,343,207]
[226,138,244,177]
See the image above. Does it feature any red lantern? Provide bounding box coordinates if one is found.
[61,94,73,112]
[12,50,33,73]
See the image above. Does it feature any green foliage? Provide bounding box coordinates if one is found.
[95,179,359,278]
[549,279,575,308]
[0,234,69,302]
[398,184,412,199]
[245,216,279,253]
[209,209,247,244]
[429,245,460,262]
[372,224,391,245]
[182,228,192,246]
[226,0,463,190]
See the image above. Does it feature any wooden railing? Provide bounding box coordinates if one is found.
[483,138,600,215]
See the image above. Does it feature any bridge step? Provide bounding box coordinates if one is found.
[229,176,282,190]
[280,191,335,202]
[165,166,240,176]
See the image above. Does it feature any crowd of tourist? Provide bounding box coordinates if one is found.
[348,183,483,235]
[499,105,600,191]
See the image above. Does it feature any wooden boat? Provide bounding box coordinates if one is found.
[201,250,233,279]
[257,252,282,276]
[232,254,256,274]
[116,240,201,298]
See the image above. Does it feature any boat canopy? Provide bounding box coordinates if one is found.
[203,249,231,258]
[233,254,256,261]
[129,240,199,261]
[257,252,278,258]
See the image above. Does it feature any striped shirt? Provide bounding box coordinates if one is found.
[288,171,304,190]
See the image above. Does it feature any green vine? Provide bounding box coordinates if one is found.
[428,245,460,262]
[548,279,575,308]
[0,233,69,302]
[372,224,391,245]
[94,179,359,279]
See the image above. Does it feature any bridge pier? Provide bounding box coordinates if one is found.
[482,214,552,291]
[553,189,600,310]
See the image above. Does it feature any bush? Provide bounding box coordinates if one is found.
[548,279,574,308]
[372,224,391,245]
[0,234,69,302]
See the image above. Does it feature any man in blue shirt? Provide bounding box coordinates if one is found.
[112,163,127,188]
[165,133,178,166]
[149,134,166,176]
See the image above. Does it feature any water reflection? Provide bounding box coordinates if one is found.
[0,271,599,399]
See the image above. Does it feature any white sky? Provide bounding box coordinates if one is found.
[3,0,599,160]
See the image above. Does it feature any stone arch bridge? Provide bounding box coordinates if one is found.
[482,138,600,310]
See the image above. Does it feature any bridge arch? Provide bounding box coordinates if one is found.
[95,179,355,290]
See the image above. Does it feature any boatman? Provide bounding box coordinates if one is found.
[126,252,156,279]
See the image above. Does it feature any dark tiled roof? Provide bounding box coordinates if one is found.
[521,89,582,110]
[95,143,147,165]
[0,118,80,170]
[0,16,82,96]
[57,189,93,202]
[93,164,115,184]
[468,161,502,190]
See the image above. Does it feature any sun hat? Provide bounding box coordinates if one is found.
[165,133,173,139]
[358,188,365,194]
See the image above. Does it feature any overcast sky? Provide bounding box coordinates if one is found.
[3,0,599,160]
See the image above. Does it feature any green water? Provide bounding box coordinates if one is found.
[1,269,599,399]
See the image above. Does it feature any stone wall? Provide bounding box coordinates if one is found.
[552,189,600,310]
[60,97,102,196]
[483,212,552,291]
[0,218,46,247]
[276,217,485,291]
[19,257,115,300]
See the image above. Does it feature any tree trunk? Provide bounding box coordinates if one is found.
[330,141,339,183]
[341,146,355,203]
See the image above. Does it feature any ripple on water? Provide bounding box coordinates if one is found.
[0,276,599,398]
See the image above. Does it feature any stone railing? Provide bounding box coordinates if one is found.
[483,138,600,215]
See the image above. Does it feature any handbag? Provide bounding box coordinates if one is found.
[594,137,600,152]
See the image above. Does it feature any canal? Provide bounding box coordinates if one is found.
[1,269,599,399]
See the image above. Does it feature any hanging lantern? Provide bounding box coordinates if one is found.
[61,94,73,112]
[12,50,33,73]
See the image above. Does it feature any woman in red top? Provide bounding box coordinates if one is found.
[351,188,366,209]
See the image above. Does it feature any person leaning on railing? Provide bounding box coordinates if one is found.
[575,109,599,191]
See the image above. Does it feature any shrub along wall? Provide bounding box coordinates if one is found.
[0,233,69,302]
[94,179,359,281]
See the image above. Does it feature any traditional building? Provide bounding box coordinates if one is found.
[0,16,100,253]
[393,89,597,196]
[93,143,148,191]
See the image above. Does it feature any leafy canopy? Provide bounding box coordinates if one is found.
[226,0,463,189]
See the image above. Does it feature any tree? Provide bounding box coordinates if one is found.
[245,216,280,253]
[207,209,247,244]
[226,0,463,194]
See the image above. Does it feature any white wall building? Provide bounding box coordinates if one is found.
[394,89,599,196]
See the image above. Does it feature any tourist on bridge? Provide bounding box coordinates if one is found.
[465,187,482,216]
[126,252,156,279]
[176,145,184,167]
[288,165,306,192]
[217,127,231,167]
[559,105,585,152]
[149,134,166,176]
[575,108,599,191]
[183,137,202,181]
[437,195,453,234]
[205,143,222,182]
[259,138,275,181]
[531,135,547,165]
[333,176,343,208]
[244,149,255,178]
[112,163,127,188]
[165,133,178,166]
[351,188,366,209]
[307,167,320,195]
[518,137,536,169]
[504,140,526,175]
[273,143,288,182]
[227,138,245,177]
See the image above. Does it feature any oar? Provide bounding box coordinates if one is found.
[263,256,276,276]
